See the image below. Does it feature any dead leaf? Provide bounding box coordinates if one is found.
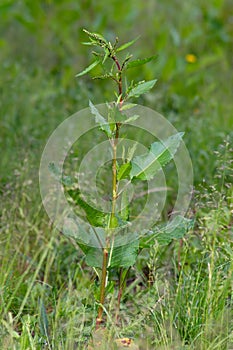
[87,329,139,350]
[114,337,139,349]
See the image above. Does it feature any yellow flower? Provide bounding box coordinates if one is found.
[185,54,197,63]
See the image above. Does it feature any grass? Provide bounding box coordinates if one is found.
[0,0,232,349]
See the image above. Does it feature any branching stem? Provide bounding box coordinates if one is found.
[96,51,123,328]
[111,55,123,104]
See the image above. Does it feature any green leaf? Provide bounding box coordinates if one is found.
[116,36,140,52]
[120,103,137,111]
[139,215,194,248]
[102,48,110,63]
[84,246,102,268]
[81,239,139,268]
[127,79,157,99]
[108,106,139,124]
[72,227,138,269]
[92,73,114,80]
[127,55,158,69]
[81,41,94,46]
[75,60,100,77]
[63,223,93,246]
[67,189,108,227]
[110,239,138,267]
[121,54,133,69]
[48,162,61,178]
[156,216,194,245]
[115,113,139,124]
[124,115,140,124]
[120,188,130,221]
[117,162,131,181]
[108,106,126,123]
[75,226,105,266]
[126,143,138,161]
[89,100,112,137]
[83,29,108,47]
[130,132,184,181]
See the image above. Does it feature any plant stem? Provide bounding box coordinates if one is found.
[109,52,123,233]
[96,52,123,328]
[111,55,123,104]
[96,246,108,329]
[110,139,118,223]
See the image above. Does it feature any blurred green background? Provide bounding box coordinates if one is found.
[0,0,232,185]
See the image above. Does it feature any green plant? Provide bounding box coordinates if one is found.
[49,29,193,334]
[1,2,232,347]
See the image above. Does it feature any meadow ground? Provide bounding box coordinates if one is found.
[0,1,233,349]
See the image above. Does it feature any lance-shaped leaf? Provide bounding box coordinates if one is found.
[120,187,130,221]
[89,100,112,137]
[117,162,131,181]
[67,188,109,227]
[76,60,100,77]
[92,73,114,80]
[130,132,184,181]
[127,79,157,99]
[139,215,194,248]
[120,103,137,111]
[123,115,140,124]
[127,55,158,69]
[116,36,139,52]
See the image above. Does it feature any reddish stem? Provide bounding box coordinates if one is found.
[96,248,108,329]
[111,55,123,103]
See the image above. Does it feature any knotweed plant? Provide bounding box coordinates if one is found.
[49,29,193,334]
